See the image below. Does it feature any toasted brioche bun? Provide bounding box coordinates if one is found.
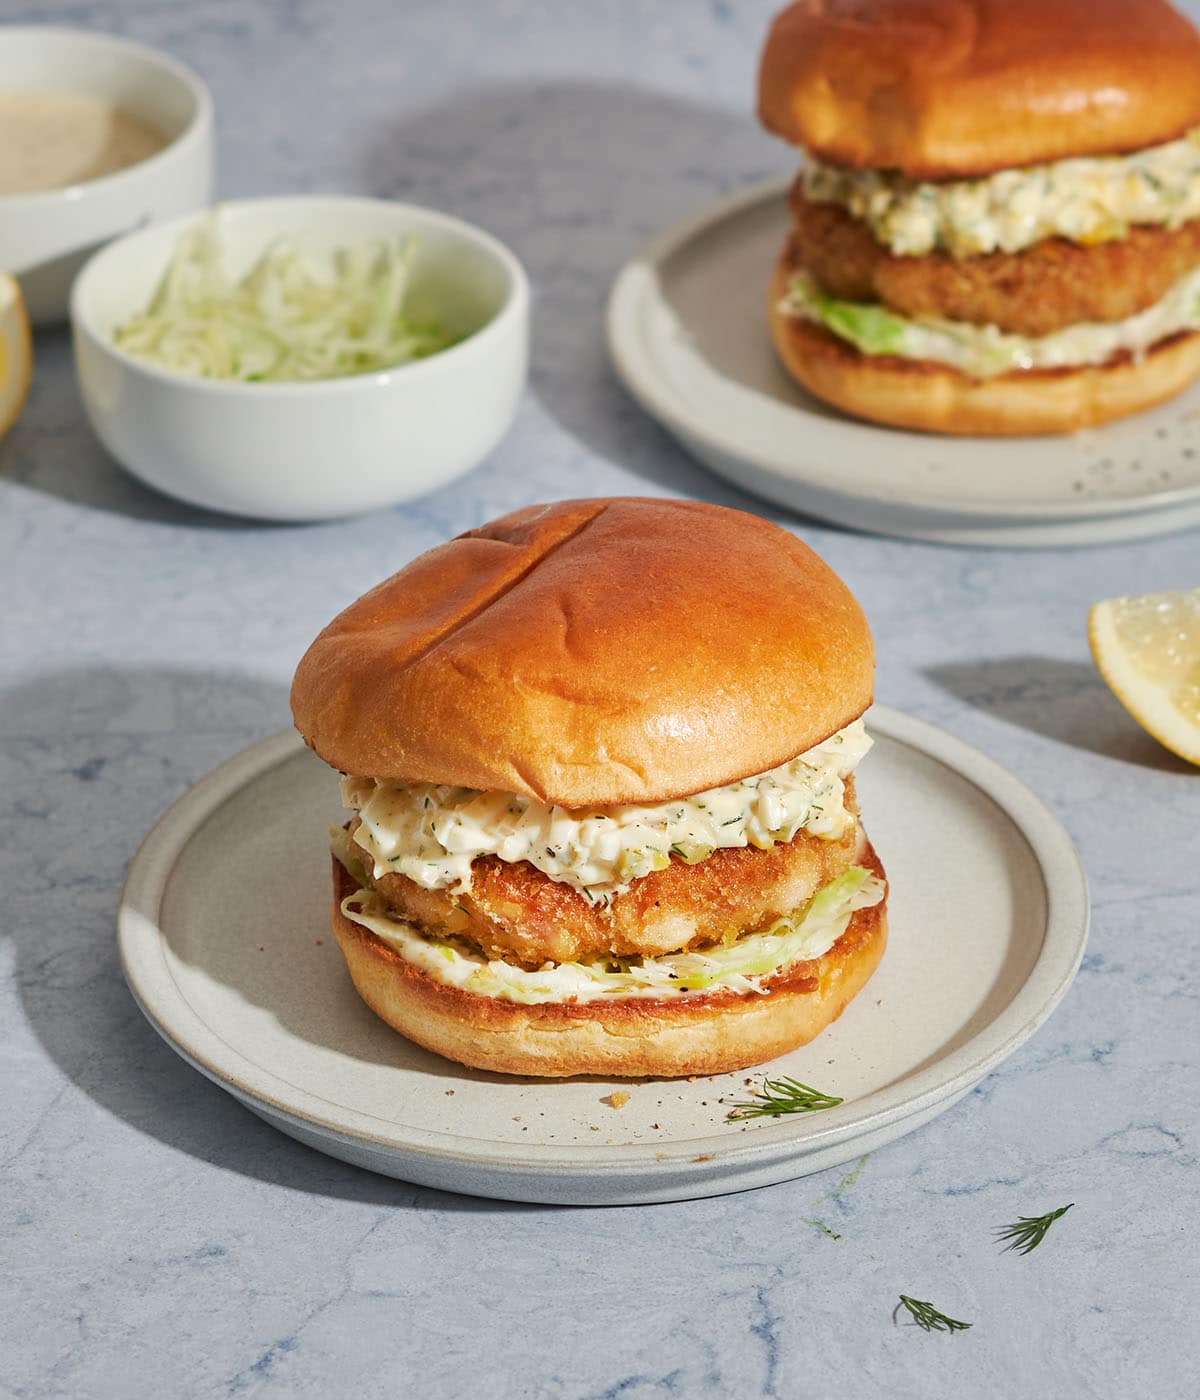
[759,0,1200,178]
[330,847,888,1078]
[292,498,873,807]
[770,250,1200,435]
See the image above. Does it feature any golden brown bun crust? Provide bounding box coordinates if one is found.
[759,0,1200,177]
[330,847,888,1078]
[292,498,874,807]
[770,250,1200,435]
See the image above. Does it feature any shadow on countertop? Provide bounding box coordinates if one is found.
[360,78,797,514]
[924,655,1194,773]
[0,326,293,529]
[2,664,544,1212]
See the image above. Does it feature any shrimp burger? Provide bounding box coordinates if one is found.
[760,0,1200,434]
[291,498,887,1078]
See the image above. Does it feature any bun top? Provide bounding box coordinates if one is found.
[758,0,1200,178]
[291,498,874,808]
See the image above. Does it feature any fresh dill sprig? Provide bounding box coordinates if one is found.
[894,1296,973,1334]
[995,1203,1074,1256]
[725,1075,843,1121]
[802,1218,842,1241]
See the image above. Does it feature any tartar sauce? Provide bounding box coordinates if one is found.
[344,719,872,901]
[0,92,167,196]
[804,129,1200,258]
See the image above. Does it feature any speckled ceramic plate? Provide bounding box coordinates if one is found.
[118,709,1088,1205]
[606,180,1200,546]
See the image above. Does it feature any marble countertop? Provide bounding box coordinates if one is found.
[2,2,1197,1396]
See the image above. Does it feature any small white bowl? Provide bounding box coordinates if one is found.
[0,27,214,325]
[71,197,530,520]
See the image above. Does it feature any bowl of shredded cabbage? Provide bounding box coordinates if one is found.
[70,196,529,519]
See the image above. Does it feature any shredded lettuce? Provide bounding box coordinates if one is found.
[112,213,458,382]
[785,265,1200,379]
[330,825,367,888]
[809,286,908,356]
[337,861,885,1006]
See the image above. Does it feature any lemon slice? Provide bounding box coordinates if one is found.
[1089,590,1200,765]
[0,273,33,441]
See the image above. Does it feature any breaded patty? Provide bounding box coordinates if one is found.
[790,184,1200,337]
[351,798,861,967]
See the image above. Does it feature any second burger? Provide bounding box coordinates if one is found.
[759,0,1200,435]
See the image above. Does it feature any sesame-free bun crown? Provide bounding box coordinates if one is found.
[758,0,1200,178]
[291,498,874,807]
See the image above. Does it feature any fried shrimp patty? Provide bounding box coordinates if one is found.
[790,184,1200,338]
[351,794,862,968]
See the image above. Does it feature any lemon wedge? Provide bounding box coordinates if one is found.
[0,273,33,441]
[1088,590,1200,765]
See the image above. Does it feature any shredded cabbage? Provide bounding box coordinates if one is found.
[336,856,885,1005]
[112,214,458,381]
[810,287,908,357]
[784,266,1200,378]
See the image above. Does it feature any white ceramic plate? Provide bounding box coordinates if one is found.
[119,709,1088,1205]
[606,180,1200,547]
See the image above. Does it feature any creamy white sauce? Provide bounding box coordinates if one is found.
[0,92,168,195]
[804,129,1200,257]
[783,265,1200,379]
[344,719,871,902]
[338,866,885,1005]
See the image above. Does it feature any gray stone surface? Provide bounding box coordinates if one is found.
[2,2,1197,1396]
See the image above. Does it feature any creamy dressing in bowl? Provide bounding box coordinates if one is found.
[0,91,167,194]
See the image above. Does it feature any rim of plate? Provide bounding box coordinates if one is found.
[118,709,1089,1179]
[606,177,1200,523]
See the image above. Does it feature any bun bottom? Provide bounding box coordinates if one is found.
[769,249,1200,436]
[330,845,888,1079]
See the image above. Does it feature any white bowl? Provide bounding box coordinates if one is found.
[0,27,214,325]
[71,197,530,520]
